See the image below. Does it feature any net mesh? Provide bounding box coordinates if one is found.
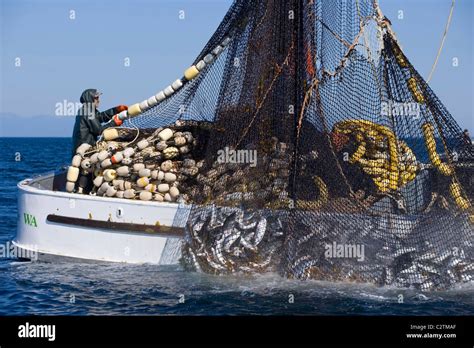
[125,0,473,290]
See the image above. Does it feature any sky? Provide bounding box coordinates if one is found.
[0,0,472,136]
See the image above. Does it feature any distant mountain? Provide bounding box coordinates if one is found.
[0,113,75,137]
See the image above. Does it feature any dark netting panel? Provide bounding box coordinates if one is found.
[122,0,472,290]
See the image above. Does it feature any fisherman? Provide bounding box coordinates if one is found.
[72,89,129,156]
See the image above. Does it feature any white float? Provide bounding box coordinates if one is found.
[212,45,223,56]
[203,53,215,64]
[155,91,166,102]
[196,60,206,71]
[147,95,158,108]
[163,85,175,97]
[171,79,183,91]
[139,100,150,112]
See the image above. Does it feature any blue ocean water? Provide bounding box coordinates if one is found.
[0,137,473,315]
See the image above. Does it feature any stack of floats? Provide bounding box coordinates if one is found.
[184,138,295,207]
[66,125,202,202]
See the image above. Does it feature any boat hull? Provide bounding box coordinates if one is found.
[13,173,188,264]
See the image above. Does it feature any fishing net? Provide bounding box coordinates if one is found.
[124,0,473,290]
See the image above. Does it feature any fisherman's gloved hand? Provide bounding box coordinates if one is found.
[116,105,128,113]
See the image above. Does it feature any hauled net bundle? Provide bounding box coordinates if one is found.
[72,0,474,290]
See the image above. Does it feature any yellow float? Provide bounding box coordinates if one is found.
[449,180,471,211]
[407,77,425,104]
[127,103,142,117]
[421,122,454,176]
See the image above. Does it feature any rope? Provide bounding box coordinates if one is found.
[315,17,352,48]
[123,120,141,148]
[426,0,455,83]
[321,17,371,78]
[82,125,140,156]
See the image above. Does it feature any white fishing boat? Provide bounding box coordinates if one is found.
[13,170,188,264]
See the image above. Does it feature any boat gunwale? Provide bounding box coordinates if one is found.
[17,172,191,209]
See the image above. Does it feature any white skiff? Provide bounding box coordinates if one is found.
[13,170,188,264]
